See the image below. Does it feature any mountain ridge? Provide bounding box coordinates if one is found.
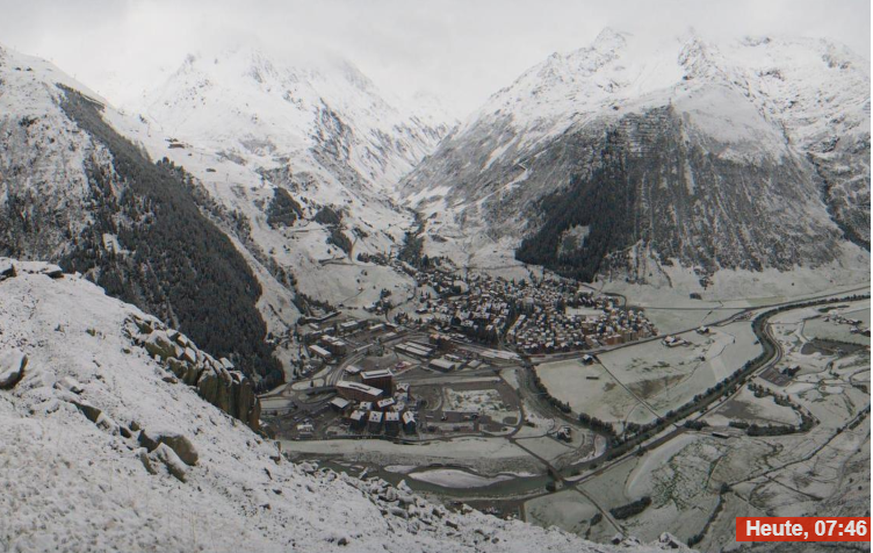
[399,30,870,287]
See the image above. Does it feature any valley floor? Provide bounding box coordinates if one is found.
[277,282,871,551]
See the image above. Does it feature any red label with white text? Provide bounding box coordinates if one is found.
[736,517,871,542]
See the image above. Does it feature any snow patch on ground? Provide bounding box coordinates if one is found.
[408,469,514,489]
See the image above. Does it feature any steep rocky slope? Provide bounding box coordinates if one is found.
[0,259,686,553]
[0,45,281,385]
[0,43,452,384]
[401,30,869,287]
[0,258,260,431]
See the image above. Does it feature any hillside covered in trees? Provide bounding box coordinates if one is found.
[55,86,279,381]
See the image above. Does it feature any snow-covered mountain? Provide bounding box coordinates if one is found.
[134,45,451,196]
[0,43,287,386]
[0,259,687,553]
[400,30,870,289]
[0,43,454,383]
[117,45,456,325]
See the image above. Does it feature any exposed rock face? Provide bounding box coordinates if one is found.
[197,368,261,431]
[513,105,844,282]
[0,349,27,389]
[138,430,199,466]
[130,314,261,432]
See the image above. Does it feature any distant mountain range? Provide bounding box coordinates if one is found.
[401,29,870,286]
[136,46,451,195]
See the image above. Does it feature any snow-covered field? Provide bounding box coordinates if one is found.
[536,322,761,428]
[445,388,517,422]
[535,359,643,427]
[408,469,514,489]
[600,322,760,416]
[706,387,801,426]
[803,317,870,346]
[542,296,871,549]
[641,307,744,336]
[598,247,870,308]
[525,490,600,536]
[516,436,575,462]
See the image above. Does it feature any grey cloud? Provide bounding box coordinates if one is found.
[0,0,868,117]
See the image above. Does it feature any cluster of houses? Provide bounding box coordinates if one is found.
[333,369,417,436]
[412,266,469,299]
[507,304,655,353]
[406,270,657,353]
[301,317,397,364]
[502,279,656,354]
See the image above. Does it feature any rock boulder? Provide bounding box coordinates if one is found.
[0,349,27,390]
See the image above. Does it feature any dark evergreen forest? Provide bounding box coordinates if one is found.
[57,85,280,382]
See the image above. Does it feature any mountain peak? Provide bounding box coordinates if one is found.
[592,27,629,52]
[677,32,722,80]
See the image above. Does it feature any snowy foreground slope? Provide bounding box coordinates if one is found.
[0,261,686,553]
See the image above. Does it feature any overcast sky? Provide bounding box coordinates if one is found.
[1,0,869,117]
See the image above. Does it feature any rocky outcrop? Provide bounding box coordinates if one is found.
[153,443,189,482]
[0,349,27,390]
[138,429,199,466]
[130,314,262,432]
[197,368,261,431]
[71,400,102,423]
[0,259,15,281]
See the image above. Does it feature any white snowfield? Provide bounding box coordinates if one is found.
[0,260,687,553]
[443,28,869,168]
[134,46,450,194]
[408,469,514,489]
